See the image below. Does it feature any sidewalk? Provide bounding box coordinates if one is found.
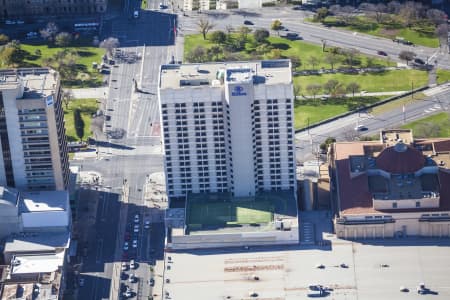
[297,90,408,100]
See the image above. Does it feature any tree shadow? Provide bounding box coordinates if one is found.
[270,42,290,50]
[77,50,97,58]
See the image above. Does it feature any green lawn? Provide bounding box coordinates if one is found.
[371,92,426,116]
[294,104,348,129]
[184,34,394,69]
[20,43,105,88]
[436,69,450,84]
[188,200,273,226]
[64,98,98,142]
[401,112,450,138]
[295,69,428,94]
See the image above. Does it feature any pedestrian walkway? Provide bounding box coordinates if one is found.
[297,90,408,100]
[69,87,108,99]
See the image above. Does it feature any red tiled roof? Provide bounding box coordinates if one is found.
[334,142,450,216]
[434,140,450,153]
[376,146,425,173]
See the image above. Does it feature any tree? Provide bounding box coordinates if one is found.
[342,48,359,68]
[186,46,207,63]
[40,22,59,41]
[400,1,423,28]
[307,56,320,70]
[271,20,283,36]
[398,50,416,65]
[268,49,282,59]
[306,84,322,100]
[324,52,340,70]
[74,108,85,142]
[62,90,73,109]
[293,84,301,98]
[315,7,328,21]
[197,19,215,40]
[253,29,270,44]
[255,43,273,55]
[55,32,73,47]
[288,55,302,70]
[426,9,447,26]
[436,24,449,47]
[387,1,401,14]
[42,49,79,82]
[320,137,336,151]
[346,82,361,97]
[207,45,222,61]
[323,79,341,96]
[99,37,120,57]
[0,34,9,45]
[0,41,24,66]
[210,30,227,45]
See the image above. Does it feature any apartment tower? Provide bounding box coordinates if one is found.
[158,60,297,201]
[0,68,69,191]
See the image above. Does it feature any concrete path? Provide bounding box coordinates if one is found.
[68,87,108,99]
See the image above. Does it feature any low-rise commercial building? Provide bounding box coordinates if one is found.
[331,129,450,239]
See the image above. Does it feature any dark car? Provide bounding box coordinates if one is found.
[414,58,425,65]
[244,20,254,25]
[377,50,388,56]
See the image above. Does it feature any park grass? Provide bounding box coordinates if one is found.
[294,103,347,129]
[20,43,105,88]
[184,34,394,69]
[64,98,98,142]
[436,69,450,84]
[188,200,273,226]
[295,69,428,94]
[371,92,426,116]
[294,96,383,129]
[401,112,450,138]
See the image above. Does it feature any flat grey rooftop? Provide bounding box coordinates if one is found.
[0,68,57,98]
[159,60,292,89]
[19,190,68,213]
[164,238,450,300]
[4,231,70,253]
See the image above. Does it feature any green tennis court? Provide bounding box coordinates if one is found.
[188,200,274,226]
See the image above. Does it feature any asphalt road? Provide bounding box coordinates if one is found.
[179,7,450,69]
[295,85,450,162]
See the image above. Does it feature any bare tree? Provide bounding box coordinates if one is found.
[197,19,215,40]
[436,24,449,48]
[186,46,207,63]
[346,82,361,97]
[398,50,416,65]
[359,3,386,23]
[323,79,342,96]
[400,1,424,27]
[426,9,447,26]
[307,56,320,70]
[62,90,73,109]
[40,22,59,41]
[99,37,120,57]
[306,84,322,101]
[387,1,401,14]
[342,48,359,68]
[324,52,340,70]
[55,32,72,47]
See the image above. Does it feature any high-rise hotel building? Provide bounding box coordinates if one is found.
[158,60,297,201]
[0,68,69,191]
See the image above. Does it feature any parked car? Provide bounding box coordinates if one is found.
[79,278,85,287]
[130,259,136,269]
[123,242,129,251]
[414,58,425,65]
[244,20,254,25]
[377,50,388,56]
[121,262,128,271]
[354,124,368,131]
[133,10,139,18]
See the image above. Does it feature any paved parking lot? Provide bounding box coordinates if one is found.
[163,238,450,300]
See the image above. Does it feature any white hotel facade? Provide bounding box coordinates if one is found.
[158,60,297,200]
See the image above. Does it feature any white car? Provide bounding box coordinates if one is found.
[134,214,139,223]
[5,20,16,25]
[132,240,138,248]
[121,262,128,271]
[133,225,139,233]
[129,273,136,283]
[133,10,139,18]
[144,220,151,229]
[130,259,136,269]
[123,242,129,251]
[354,124,367,131]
